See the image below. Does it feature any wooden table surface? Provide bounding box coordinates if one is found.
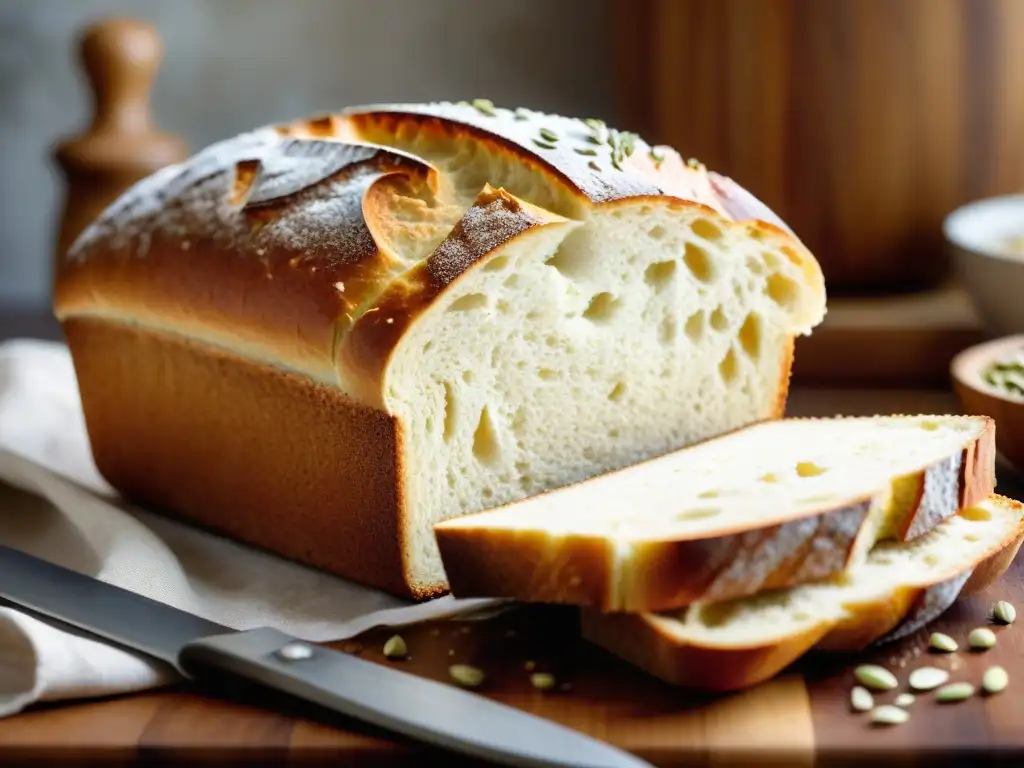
[1,308,1021,766]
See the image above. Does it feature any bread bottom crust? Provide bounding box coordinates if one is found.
[580,511,1024,692]
[61,316,437,598]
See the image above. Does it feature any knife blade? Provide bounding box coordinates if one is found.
[0,545,652,768]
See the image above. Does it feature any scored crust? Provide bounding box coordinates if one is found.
[435,416,996,612]
[579,495,1024,692]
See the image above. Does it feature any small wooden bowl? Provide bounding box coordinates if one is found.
[951,334,1024,471]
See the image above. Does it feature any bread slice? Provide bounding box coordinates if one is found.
[53,102,826,598]
[579,494,1024,692]
[434,415,995,612]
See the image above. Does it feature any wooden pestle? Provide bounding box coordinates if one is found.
[52,18,187,278]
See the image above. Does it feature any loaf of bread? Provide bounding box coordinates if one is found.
[434,415,996,611]
[580,494,1024,691]
[52,102,826,598]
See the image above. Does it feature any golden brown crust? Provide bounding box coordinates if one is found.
[580,496,1024,691]
[336,186,567,405]
[436,417,997,612]
[62,316,437,599]
[579,610,830,692]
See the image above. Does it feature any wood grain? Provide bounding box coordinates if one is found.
[615,0,1024,292]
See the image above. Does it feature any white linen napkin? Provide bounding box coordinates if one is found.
[0,338,502,718]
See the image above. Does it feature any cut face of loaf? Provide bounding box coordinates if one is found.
[53,103,826,598]
[581,494,1024,692]
[435,415,995,611]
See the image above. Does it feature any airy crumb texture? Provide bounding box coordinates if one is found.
[435,415,995,610]
[54,102,826,597]
[579,495,1024,691]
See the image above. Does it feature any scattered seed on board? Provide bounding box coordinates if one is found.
[530,672,557,690]
[871,705,910,725]
[982,665,1009,694]
[968,627,997,650]
[850,686,874,712]
[854,664,898,691]
[908,666,949,691]
[929,632,958,652]
[449,664,486,688]
[935,682,975,702]
[382,635,407,659]
[894,693,916,708]
[993,600,1017,625]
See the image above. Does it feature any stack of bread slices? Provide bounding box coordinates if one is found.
[435,415,1024,691]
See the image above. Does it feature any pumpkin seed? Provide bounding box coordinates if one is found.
[538,127,559,143]
[982,665,1008,694]
[532,139,556,150]
[854,664,898,691]
[574,147,598,156]
[929,632,958,652]
[471,98,496,116]
[530,672,556,690]
[935,682,975,702]
[850,686,874,712]
[908,666,949,691]
[968,627,997,650]
[449,664,485,688]
[382,635,407,659]
[894,693,916,708]
[870,705,909,725]
[993,600,1016,625]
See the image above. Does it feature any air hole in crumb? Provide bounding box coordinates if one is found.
[482,487,494,499]
[762,251,781,269]
[648,225,666,240]
[608,382,626,401]
[608,428,620,438]
[526,310,540,321]
[683,243,714,283]
[792,612,812,622]
[924,553,940,566]
[538,368,559,381]
[691,218,723,241]
[504,274,520,289]
[698,490,721,499]
[766,273,799,308]
[462,370,474,384]
[583,447,596,461]
[545,246,587,280]
[545,334,559,347]
[423,341,433,353]
[472,407,501,465]
[442,383,457,443]
[484,255,510,272]
[448,293,488,312]
[719,348,739,383]
[748,226,767,241]
[583,292,620,323]
[919,420,940,431]
[965,533,980,542]
[796,461,828,477]
[738,312,763,359]
[496,300,510,314]
[684,310,706,342]
[961,505,991,522]
[644,260,677,291]
[781,246,801,265]
[759,472,779,483]
[675,507,721,521]
[710,306,728,331]
[746,256,765,274]
[659,316,676,344]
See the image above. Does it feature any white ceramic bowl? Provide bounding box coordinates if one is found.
[944,194,1024,337]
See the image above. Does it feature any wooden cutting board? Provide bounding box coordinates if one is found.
[0,565,1022,766]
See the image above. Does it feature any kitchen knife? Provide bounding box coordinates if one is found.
[0,544,652,768]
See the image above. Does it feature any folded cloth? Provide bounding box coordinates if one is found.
[0,338,502,718]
